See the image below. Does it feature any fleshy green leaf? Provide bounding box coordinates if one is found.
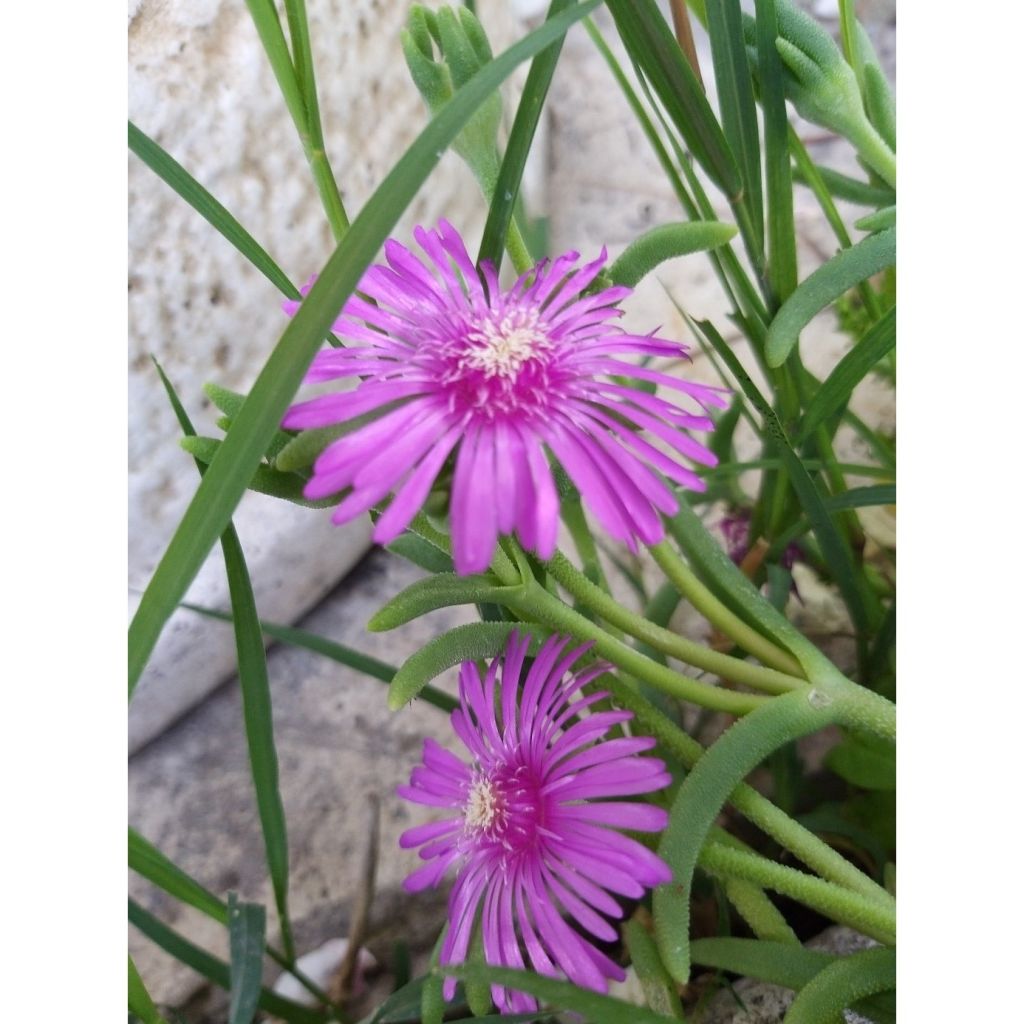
[794,162,895,208]
[388,623,544,710]
[783,946,896,1024]
[369,574,522,632]
[765,227,896,367]
[228,894,267,1024]
[826,733,896,791]
[654,690,839,983]
[127,0,602,693]
[608,222,737,288]
[624,919,685,1019]
[855,205,896,233]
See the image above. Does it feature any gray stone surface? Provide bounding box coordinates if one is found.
[128,0,529,750]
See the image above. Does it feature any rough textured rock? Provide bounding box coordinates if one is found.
[128,0,527,746]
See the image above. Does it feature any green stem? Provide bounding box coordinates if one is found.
[699,841,896,944]
[508,580,768,715]
[546,550,804,696]
[603,676,893,907]
[649,541,804,677]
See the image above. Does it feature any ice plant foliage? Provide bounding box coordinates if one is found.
[397,632,672,1013]
[282,221,728,573]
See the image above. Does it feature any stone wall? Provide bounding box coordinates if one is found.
[127,0,529,749]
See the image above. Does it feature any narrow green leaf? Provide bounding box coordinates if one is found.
[605,0,742,199]
[389,623,544,710]
[862,62,896,153]
[128,121,297,297]
[128,956,169,1024]
[794,162,895,208]
[855,205,896,233]
[608,221,737,288]
[127,0,602,693]
[655,689,839,983]
[765,227,896,367]
[444,963,679,1024]
[624,919,685,1019]
[204,383,300,456]
[128,827,228,925]
[723,877,799,944]
[182,602,458,713]
[385,533,456,575]
[369,574,521,632]
[128,900,327,1024]
[797,306,895,443]
[478,0,571,270]
[153,364,296,961]
[783,946,896,1024]
[706,0,764,252]
[686,317,876,637]
[228,894,267,1024]
[756,0,798,303]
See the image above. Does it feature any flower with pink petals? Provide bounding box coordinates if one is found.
[397,631,673,1013]
[282,221,727,574]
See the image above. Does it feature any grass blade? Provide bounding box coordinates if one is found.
[152,363,296,961]
[128,900,327,1024]
[129,956,169,1024]
[755,0,798,304]
[228,895,267,1024]
[478,0,571,270]
[128,827,228,925]
[797,306,896,443]
[765,227,895,367]
[128,121,296,297]
[606,0,741,200]
[706,0,764,257]
[127,0,601,693]
[180,602,457,713]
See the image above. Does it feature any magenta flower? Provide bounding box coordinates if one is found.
[397,632,672,1013]
[282,221,727,574]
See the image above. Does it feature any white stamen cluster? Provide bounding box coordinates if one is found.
[461,313,550,379]
[464,776,504,832]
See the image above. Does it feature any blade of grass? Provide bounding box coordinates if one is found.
[180,602,457,713]
[128,827,338,1010]
[245,0,349,239]
[228,894,267,1024]
[129,956,169,1024]
[755,0,797,305]
[128,900,328,1024]
[127,0,602,693]
[797,306,896,442]
[153,362,296,962]
[606,0,741,201]
[128,122,295,297]
[478,0,571,271]
[706,0,764,262]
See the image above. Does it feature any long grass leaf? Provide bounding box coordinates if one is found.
[128,956,169,1024]
[478,0,571,270]
[228,895,267,1024]
[152,363,296,961]
[128,900,327,1024]
[127,0,601,693]
[128,122,296,297]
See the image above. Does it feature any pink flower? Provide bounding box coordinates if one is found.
[282,221,726,574]
[397,632,673,1013]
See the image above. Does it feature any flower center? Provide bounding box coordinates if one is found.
[464,776,505,833]
[460,312,551,380]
